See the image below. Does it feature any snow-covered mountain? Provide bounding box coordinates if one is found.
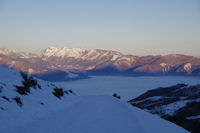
[1,47,200,76]
[128,84,200,133]
[40,46,87,58]
[0,48,37,58]
[0,66,189,133]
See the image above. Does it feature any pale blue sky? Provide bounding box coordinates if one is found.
[0,0,200,56]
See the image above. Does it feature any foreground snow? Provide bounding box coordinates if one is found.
[0,67,189,133]
[1,96,188,133]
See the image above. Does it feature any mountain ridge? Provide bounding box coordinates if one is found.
[0,47,200,76]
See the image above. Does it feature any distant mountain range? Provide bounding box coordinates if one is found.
[1,47,200,76]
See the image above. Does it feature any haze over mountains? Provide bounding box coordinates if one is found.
[0,47,200,76]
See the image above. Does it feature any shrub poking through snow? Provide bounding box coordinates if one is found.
[15,72,41,95]
[15,86,29,95]
[113,93,121,99]
[69,89,73,94]
[64,89,75,95]
[52,88,64,99]
[2,96,10,102]
[13,96,22,107]
[37,84,41,89]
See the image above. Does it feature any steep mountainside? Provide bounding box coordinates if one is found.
[1,47,200,76]
[128,84,200,133]
[0,66,189,133]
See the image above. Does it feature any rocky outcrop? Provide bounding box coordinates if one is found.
[128,84,200,133]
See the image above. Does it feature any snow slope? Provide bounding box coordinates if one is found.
[0,66,189,133]
[6,96,189,133]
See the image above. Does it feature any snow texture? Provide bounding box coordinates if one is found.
[0,66,189,133]
[1,96,189,133]
[40,46,86,58]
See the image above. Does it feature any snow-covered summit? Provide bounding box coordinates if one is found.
[40,46,87,58]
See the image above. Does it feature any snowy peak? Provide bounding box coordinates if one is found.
[40,46,87,58]
[184,63,192,73]
[40,46,126,60]
[0,47,200,76]
[41,47,137,67]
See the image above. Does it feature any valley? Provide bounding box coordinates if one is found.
[57,75,200,100]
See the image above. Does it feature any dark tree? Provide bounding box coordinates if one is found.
[113,93,121,99]
[15,72,41,95]
[69,89,73,94]
[13,97,22,107]
[2,96,10,102]
[52,88,64,99]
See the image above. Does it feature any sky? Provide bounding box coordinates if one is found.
[0,0,200,56]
